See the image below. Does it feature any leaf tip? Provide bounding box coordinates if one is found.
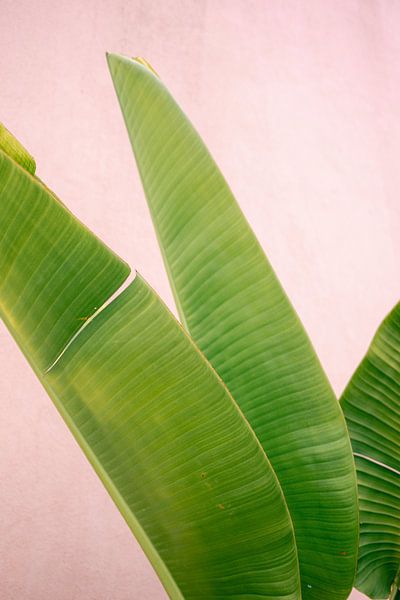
[106,52,159,79]
[0,123,36,174]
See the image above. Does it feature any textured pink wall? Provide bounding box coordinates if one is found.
[1,1,399,598]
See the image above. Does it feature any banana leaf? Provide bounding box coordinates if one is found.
[341,304,400,600]
[0,139,301,599]
[108,52,359,600]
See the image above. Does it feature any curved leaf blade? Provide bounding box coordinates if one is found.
[0,143,301,599]
[47,275,301,600]
[108,52,359,600]
[341,304,400,599]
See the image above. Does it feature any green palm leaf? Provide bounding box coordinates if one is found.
[0,141,301,599]
[341,304,400,599]
[107,52,359,600]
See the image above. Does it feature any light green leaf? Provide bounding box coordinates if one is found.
[341,304,400,599]
[0,148,129,372]
[0,144,301,599]
[0,123,36,174]
[108,52,359,600]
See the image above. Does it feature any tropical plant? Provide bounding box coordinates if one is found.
[0,53,397,600]
[340,306,400,600]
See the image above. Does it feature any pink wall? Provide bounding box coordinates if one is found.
[1,1,398,598]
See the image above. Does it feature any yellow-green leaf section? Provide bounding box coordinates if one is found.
[341,304,400,599]
[108,52,359,600]
[0,141,301,598]
[0,123,36,174]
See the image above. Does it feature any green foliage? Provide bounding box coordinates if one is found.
[0,123,35,174]
[107,53,358,600]
[341,304,400,599]
[0,51,396,600]
[0,146,299,599]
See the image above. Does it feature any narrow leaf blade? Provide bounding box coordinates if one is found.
[108,53,359,600]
